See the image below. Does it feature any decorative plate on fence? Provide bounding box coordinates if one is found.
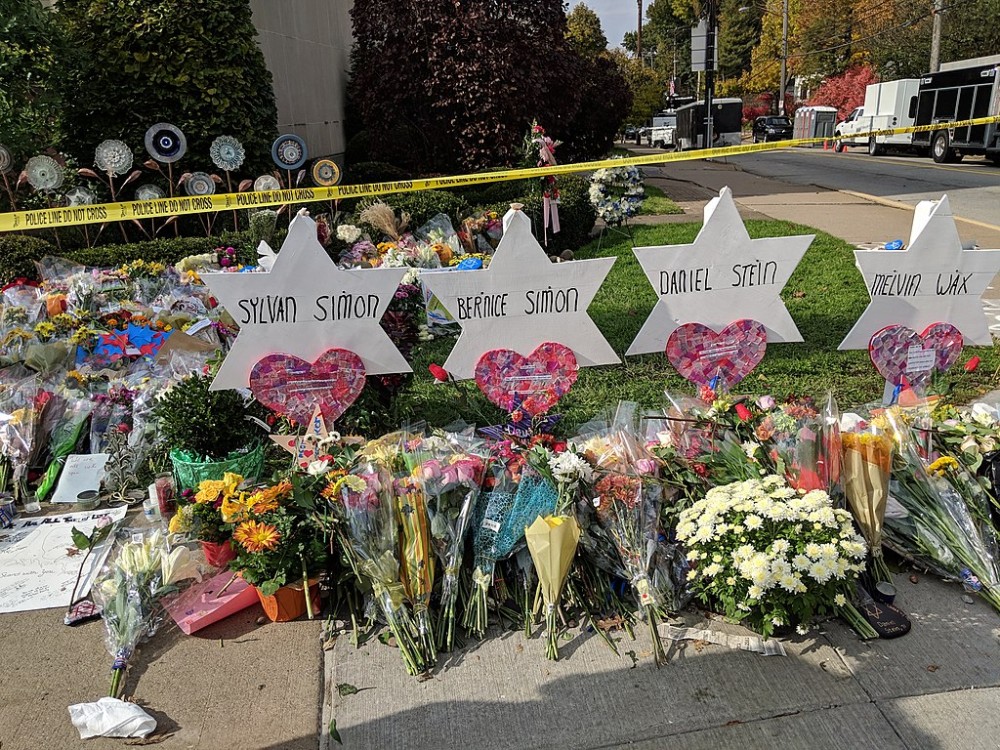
[65,187,95,206]
[666,319,767,391]
[254,175,280,192]
[94,139,133,176]
[135,184,166,202]
[210,135,245,172]
[145,123,187,163]
[271,134,308,170]
[25,155,64,191]
[474,342,579,416]
[311,159,341,187]
[184,172,216,197]
[249,348,367,426]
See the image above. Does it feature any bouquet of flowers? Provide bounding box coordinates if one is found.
[410,435,488,651]
[767,395,842,496]
[880,409,1000,611]
[92,530,201,697]
[0,371,50,511]
[334,464,426,675]
[465,461,558,639]
[393,458,437,663]
[35,394,94,501]
[677,475,869,639]
[523,444,592,659]
[840,415,894,583]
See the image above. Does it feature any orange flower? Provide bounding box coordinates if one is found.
[233,521,281,553]
[250,492,279,515]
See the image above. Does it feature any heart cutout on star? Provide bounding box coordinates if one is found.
[250,349,366,426]
[665,319,767,391]
[868,322,963,387]
[474,342,579,416]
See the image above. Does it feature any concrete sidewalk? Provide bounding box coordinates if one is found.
[324,572,1000,750]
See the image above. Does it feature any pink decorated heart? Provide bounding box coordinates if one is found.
[666,319,767,391]
[474,342,578,416]
[868,323,963,387]
[249,349,366,426]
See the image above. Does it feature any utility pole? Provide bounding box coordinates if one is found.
[929,0,942,72]
[637,0,643,61]
[778,0,788,115]
[704,0,717,148]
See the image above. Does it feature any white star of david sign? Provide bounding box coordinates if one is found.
[421,208,620,380]
[627,187,813,356]
[839,194,1000,349]
[202,213,410,390]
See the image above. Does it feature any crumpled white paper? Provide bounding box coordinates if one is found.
[68,697,156,739]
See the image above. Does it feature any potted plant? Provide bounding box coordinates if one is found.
[152,373,268,490]
[223,477,327,622]
[169,473,244,567]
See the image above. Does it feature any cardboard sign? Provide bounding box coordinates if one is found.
[50,453,110,504]
[202,214,410,391]
[421,208,619,380]
[0,506,126,613]
[628,187,812,356]
[840,195,1000,350]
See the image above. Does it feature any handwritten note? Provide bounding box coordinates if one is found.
[50,453,110,504]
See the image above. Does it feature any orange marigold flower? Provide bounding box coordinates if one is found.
[251,494,279,515]
[233,520,281,553]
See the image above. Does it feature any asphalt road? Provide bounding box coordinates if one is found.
[721,147,1000,229]
[627,142,1000,228]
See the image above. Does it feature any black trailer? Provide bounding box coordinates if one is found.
[674,98,743,150]
[912,55,1000,165]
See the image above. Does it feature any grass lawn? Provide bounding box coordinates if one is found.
[377,220,999,434]
[640,184,684,216]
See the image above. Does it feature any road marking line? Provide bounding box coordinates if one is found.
[772,148,1000,178]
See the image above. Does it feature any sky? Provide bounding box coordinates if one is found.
[579,0,637,50]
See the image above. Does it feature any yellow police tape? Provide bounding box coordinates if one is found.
[2,114,998,233]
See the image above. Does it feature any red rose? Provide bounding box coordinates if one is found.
[735,403,752,421]
[428,364,449,383]
[965,356,981,372]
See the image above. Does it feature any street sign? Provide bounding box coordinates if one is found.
[691,20,719,72]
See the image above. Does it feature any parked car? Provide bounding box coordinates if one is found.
[833,106,865,151]
[752,115,793,143]
[623,125,638,142]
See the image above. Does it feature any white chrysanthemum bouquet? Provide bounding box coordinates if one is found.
[676,474,868,638]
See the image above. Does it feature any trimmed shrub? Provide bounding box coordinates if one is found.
[484,174,596,253]
[378,190,470,229]
[0,234,59,284]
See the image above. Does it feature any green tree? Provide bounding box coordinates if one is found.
[56,0,277,173]
[718,0,761,84]
[350,0,630,172]
[566,3,608,59]
[609,49,665,124]
[0,0,64,160]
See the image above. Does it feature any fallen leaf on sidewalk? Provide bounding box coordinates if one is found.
[926,664,939,672]
[328,719,343,745]
[337,683,359,696]
[693,639,708,653]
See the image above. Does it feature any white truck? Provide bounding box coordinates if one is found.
[644,125,676,149]
[834,79,920,155]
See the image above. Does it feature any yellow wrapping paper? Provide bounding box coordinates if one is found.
[841,432,893,554]
[525,514,581,608]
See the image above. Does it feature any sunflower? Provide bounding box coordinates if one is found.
[233,521,281,553]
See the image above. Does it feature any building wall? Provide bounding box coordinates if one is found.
[249,0,353,161]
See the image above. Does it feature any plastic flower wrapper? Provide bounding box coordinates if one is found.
[592,468,669,665]
[880,408,1000,611]
[524,514,581,660]
[0,372,50,508]
[393,458,437,664]
[91,530,201,697]
[676,475,871,640]
[35,394,94,501]
[840,412,894,583]
[769,394,842,497]
[410,434,488,651]
[465,463,558,639]
[333,464,426,675]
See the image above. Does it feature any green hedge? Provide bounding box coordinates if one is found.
[484,174,597,254]
[0,232,252,284]
[378,190,471,229]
